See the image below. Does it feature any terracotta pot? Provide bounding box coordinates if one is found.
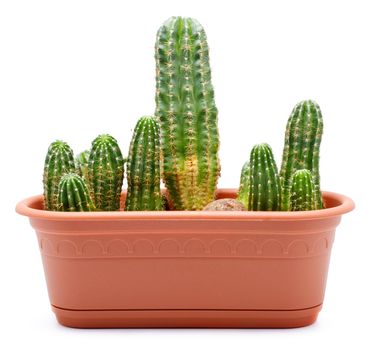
[16,189,354,328]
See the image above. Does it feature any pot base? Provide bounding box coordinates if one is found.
[52,304,322,329]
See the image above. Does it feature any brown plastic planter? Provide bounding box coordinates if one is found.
[16,189,354,328]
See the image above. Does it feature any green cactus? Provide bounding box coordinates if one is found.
[75,150,90,181]
[238,143,281,211]
[155,16,220,210]
[125,116,163,211]
[43,140,76,210]
[280,100,324,210]
[88,134,124,211]
[57,173,95,212]
[237,161,250,207]
[289,169,320,211]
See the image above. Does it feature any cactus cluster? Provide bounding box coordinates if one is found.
[238,100,324,212]
[280,100,324,210]
[155,16,220,210]
[43,134,124,212]
[41,18,327,213]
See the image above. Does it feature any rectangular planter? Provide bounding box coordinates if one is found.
[16,189,354,328]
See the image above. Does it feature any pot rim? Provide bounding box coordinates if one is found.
[15,189,354,222]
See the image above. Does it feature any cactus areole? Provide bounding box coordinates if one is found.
[155,16,220,210]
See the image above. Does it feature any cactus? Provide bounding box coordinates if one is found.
[43,140,76,210]
[155,16,220,210]
[75,150,90,182]
[289,169,320,211]
[238,143,281,211]
[237,161,250,207]
[125,116,163,211]
[88,134,124,211]
[280,100,324,210]
[57,173,95,211]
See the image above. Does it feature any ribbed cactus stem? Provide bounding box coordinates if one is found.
[43,140,76,210]
[289,169,320,211]
[289,169,322,211]
[75,150,90,182]
[237,161,250,207]
[125,116,163,211]
[88,134,124,211]
[155,16,220,210]
[238,143,281,211]
[57,173,95,212]
[280,100,324,210]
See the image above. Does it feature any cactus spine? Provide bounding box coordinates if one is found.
[280,100,324,210]
[75,150,90,181]
[155,16,220,210]
[125,116,163,211]
[88,134,124,211]
[57,173,95,212]
[43,140,76,210]
[289,169,319,211]
[238,144,281,211]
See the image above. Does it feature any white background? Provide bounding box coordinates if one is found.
[0,0,368,349]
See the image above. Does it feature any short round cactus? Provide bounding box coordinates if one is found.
[57,173,95,212]
[43,140,76,211]
[289,169,321,211]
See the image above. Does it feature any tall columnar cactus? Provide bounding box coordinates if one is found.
[155,16,220,210]
[88,134,124,211]
[125,116,163,211]
[75,150,90,182]
[57,173,95,212]
[289,169,320,211]
[43,140,76,210]
[238,143,281,211]
[280,100,324,210]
